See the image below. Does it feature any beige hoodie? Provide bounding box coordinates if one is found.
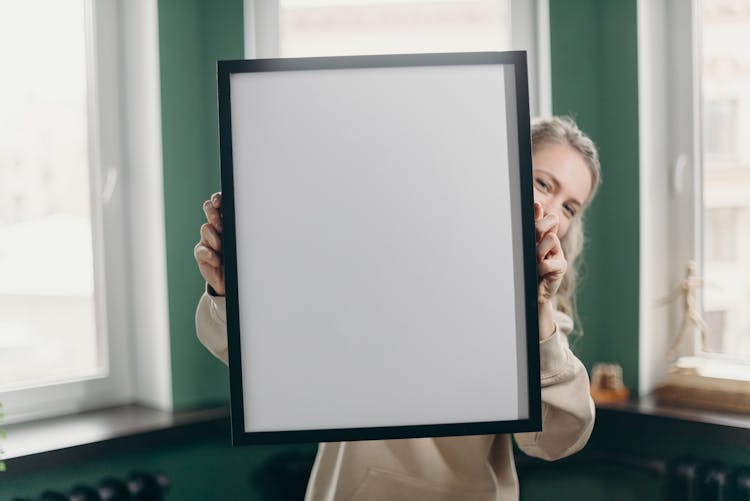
[196,291,595,501]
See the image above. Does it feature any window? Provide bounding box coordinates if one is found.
[702,0,750,360]
[639,0,750,393]
[703,99,739,160]
[279,0,511,57]
[0,0,131,423]
[245,0,551,116]
[0,0,102,391]
[704,207,740,264]
[0,0,170,423]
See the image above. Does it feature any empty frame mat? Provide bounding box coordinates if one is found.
[218,52,541,445]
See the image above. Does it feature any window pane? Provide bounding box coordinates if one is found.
[702,0,750,356]
[0,0,100,389]
[280,0,511,57]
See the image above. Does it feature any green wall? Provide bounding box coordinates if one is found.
[158,0,243,409]
[549,0,641,392]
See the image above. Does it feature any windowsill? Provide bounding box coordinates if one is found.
[596,394,750,446]
[2,403,230,479]
[5,396,750,479]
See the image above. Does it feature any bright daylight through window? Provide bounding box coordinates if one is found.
[279,0,511,57]
[0,0,101,390]
[701,0,750,358]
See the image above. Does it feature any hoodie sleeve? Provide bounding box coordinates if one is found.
[513,311,595,461]
[195,285,229,365]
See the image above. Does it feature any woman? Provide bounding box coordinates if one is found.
[194,116,601,501]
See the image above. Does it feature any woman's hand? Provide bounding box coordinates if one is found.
[535,202,567,340]
[194,192,225,296]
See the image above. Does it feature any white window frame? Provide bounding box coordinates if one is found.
[638,0,750,395]
[1,0,172,424]
[638,0,695,396]
[244,0,551,117]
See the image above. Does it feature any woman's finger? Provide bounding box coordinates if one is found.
[535,213,559,242]
[203,199,223,233]
[536,232,561,262]
[194,242,226,295]
[211,192,222,208]
[200,223,222,252]
[538,257,567,278]
[194,243,222,268]
[534,202,544,222]
[538,257,567,301]
[534,203,544,241]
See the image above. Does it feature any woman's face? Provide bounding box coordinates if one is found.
[531,141,594,239]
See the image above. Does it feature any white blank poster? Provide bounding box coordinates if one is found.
[223,56,532,439]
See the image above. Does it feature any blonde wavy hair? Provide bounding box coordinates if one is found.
[531,116,602,333]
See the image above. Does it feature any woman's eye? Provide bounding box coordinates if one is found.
[535,178,550,191]
[564,204,577,218]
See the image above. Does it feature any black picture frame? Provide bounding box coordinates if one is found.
[217,51,540,446]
